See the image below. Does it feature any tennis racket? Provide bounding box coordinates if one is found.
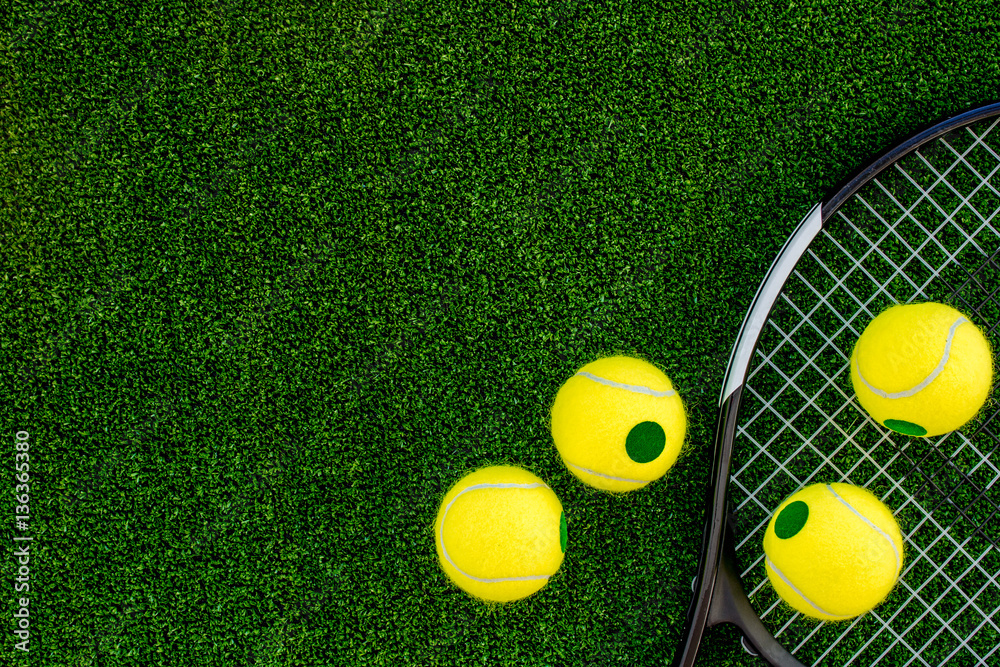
[675,102,1000,666]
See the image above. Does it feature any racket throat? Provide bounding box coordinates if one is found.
[707,527,806,667]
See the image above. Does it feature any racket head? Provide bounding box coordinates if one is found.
[677,102,1000,667]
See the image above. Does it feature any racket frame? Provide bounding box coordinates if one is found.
[673,101,1000,667]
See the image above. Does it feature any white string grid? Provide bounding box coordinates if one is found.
[729,116,1000,666]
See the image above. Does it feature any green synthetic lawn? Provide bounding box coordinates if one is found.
[3,1,1000,665]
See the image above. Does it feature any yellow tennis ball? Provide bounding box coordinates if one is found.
[550,355,686,492]
[850,302,993,437]
[763,482,904,621]
[434,466,567,603]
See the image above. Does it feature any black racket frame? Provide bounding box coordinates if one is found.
[674,101,1000,667]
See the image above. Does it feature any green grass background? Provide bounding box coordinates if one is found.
[3,1,1000,665]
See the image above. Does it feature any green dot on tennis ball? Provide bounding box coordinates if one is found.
[626,421,666,463]
[884,419,928,437]
[775,500,809,539]
[559,512,567,553]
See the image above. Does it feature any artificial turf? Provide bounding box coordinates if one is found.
[3,1,1000,665]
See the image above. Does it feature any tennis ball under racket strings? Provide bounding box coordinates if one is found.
[434,466,567,603]
[763,482,904,621]
[550,355,686,492]
[851,302,993,437]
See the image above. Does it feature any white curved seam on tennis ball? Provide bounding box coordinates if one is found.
[577,371,677,397]
[825,484,901,572]
[765,555,852,620]
[440,482,557,584]
[855,316,968,399]
[566,461,649,484]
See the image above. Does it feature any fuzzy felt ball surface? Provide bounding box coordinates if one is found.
[763,482,904,621]
[850,302,993,437]
[434,466,566,603]
[550,356,686,492]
